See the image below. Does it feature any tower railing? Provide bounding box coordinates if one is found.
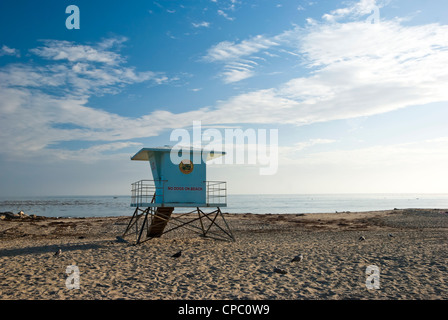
[131,180,165,207]
[205,181,227,206]
[130,179,227,207]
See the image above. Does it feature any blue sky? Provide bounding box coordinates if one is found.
[0,0,447,196]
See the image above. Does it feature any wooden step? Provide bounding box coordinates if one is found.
[147,207,174,237]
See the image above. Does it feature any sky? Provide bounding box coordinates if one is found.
[0,0,447,196]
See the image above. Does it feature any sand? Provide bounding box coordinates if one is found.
[0,208,447,300]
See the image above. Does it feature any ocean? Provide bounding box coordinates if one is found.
[1,194,448,218]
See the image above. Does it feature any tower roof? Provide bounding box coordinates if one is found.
[131,146,226,161]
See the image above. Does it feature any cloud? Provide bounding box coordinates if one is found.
[30,40,125,65]
[0,45,20,57]
[294,139,336,151]
[97,36,128,50]
[54,141,143,162]
[204,0,387,84]
[220,67,254,83]
[200,3,448,121]
[12,7,445,160]
[205,35,278,62]
[0,37,172,161]
[322,0,386,22]
[272,137,448,193]
[10,38,167,98]
[0,64,66,88]
[2,1,448,166]
[276,139,337,165]
[204,35,278,83]
[217,9,234,21]
[275,21,448,122]
[192,21,210,28]
[295,138,448,169]
[219,60,258,83]
[0,61,162,98]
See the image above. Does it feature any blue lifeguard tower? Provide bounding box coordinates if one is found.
[122,146,234,244]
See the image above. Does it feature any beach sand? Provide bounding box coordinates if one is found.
[0,209,447,300]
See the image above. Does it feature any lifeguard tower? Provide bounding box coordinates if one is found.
[122,146,234,244]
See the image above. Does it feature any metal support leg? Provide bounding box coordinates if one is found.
[123,206,235,245]
[123,207,139,237]
[136,207,150,244]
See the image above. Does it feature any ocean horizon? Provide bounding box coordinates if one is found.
[1,193,448,218]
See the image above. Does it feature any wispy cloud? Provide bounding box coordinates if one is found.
[0,45,20,57]
[55,141,143,162]
[322,0,387,22]
[217,9,234,21]
[277,139,337,165]
[204,35,279,83]
[295,138,448,169]
[275,137,448,193]
[0,37,172,160]
[203,0,390,84]
[21,38,167,97]
[30,40,124,65]
[294,139,336,151]
[192,21,210,28]
[201,0,448,117]
[2,1,448,165]
[205,35,278,62]
[219,60,258,83]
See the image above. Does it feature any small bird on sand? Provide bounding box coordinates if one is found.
[388,233,394,238]
[291,254,303,263]
[54,249,62,257]
[359,236,366,241]
[274,267,288,275]
[171,250,182,258]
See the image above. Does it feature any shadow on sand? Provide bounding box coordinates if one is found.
[0,241,111,258]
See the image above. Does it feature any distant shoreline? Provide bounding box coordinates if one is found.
[2,193,448,218]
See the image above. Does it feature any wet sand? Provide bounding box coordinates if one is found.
[0,209,447,300]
